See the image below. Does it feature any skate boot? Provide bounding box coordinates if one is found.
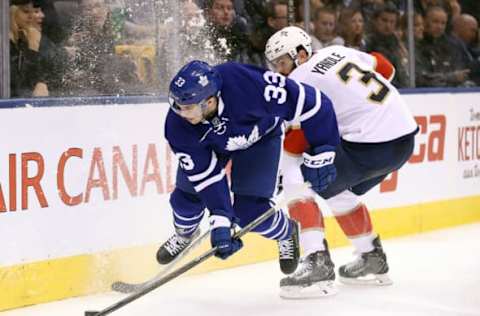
[277,220,300,274]
[280,240,338,299]
[156,228,200,264]
[338,236,393,285]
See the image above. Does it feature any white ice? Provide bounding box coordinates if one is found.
[2,223,480,316]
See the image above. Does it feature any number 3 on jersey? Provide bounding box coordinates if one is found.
[337,62,390,104]
[263,71,287,104]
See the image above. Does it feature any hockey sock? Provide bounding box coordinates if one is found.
[288,198,326,254]
[170,188,205,237]
[235,195,291,240]
[334,203,376,253]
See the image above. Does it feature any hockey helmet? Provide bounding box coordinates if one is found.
[168,60,222,113]
[265,26,313,64]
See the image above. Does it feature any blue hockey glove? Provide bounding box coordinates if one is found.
[301,145,337,194]
[210,215,243,260]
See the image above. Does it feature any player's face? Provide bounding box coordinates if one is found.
[177,103,205,124]
[270,54,295,76]
[177,97,218,124]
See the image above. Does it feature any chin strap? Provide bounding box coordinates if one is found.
[293,57,301,67]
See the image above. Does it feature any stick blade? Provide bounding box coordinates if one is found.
[85,311,99,316]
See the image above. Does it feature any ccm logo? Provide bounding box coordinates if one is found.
[303,152,336,168]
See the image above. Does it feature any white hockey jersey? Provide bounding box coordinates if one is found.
[289,45,417,143]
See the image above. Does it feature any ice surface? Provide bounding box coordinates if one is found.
[2,223,480,316]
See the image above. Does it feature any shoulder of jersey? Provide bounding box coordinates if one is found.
[165,110,198,145]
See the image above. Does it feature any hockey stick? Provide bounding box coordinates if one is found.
[111,229,209,293]
[84,204,280,316]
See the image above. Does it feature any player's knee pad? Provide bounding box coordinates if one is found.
[281,154,316,202]
[288,198,324,231]
[333,203,373,238]
[170,188,205,236]
[327,190,360,214]
[234,195,291,240]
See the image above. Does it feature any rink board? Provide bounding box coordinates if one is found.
[1,90,480,311]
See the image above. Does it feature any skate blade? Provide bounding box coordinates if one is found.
[280,280,338,299]
[339,273,393,286]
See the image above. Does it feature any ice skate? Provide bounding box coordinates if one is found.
[339,236,393,286]
[278,220,300,274]
[280,241,338,299]
[156,228,200,264]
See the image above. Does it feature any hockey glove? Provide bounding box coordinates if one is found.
[210,215,243,260]
[301,145,337,194]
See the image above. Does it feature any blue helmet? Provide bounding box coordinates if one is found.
[168,60,223,111]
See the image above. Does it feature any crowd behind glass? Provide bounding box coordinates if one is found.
[7,0,480,98]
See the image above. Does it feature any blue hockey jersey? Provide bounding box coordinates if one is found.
[165,62,339,219]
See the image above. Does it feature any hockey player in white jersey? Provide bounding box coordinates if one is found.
[265,26,418,298]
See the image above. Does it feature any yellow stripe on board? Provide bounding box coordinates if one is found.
[1,195,479,312]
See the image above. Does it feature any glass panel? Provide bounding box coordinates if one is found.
[7,0,480,98]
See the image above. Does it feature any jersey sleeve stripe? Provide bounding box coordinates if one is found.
[187,152,218,182]
[292,80,306,122]
[265,117,281,134]
[255,212,280,235]
[299,89,322,122]
[194,169,226,192]
[173,210,205,221]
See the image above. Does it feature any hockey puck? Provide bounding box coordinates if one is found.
[84,311,98,316]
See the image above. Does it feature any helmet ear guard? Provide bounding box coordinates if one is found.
[265,26,313,64]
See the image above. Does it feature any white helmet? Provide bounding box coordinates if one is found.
[265,26,313,64]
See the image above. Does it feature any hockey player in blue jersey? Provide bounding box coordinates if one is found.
[156,60,340,274]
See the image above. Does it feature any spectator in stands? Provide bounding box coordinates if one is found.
[452,14,479,49]
[446,0,461,18]
[320,0,347,14]
[414,0,440,16]
[311,7,345,49]
[266,0,289,31]
[450,14,480,84]
[365,2,409,87]
[399,12,424,42]
[62,0,141,96]
[460,0,480,22]
[416,5,471,87]
[158,0,219,86]
[349,0,385,25]
[338,8,366,50]
[204,0,253,63]
[248,0,289,67]
[34,0,70,44]
[9,0,49,97]
[31,0,68,96]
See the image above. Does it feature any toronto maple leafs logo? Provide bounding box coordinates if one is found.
[198,75,209,87]
[226,125,260,151]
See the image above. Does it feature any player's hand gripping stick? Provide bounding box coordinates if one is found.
[84,203,282,316]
